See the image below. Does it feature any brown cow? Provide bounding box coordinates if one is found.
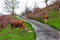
[0,15,11,30]
[44,14,48,23]
[10,20,27,32]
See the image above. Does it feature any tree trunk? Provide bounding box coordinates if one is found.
[46,2,48,6]
[12,7,14,15]
[11,0,14,15]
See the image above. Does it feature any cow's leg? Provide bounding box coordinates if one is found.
[2,24,3,29]
[0,25,2,31]
[11,24,15,32]
[11,24,13,30]
[0,24,3,30]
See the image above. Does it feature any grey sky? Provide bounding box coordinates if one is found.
[0,0,57,15]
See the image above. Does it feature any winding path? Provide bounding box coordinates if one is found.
[17,16,60,40]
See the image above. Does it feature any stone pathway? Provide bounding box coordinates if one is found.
[18,16,60,40]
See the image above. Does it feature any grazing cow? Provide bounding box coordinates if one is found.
[10,20,27,32]
[0,15,11,30]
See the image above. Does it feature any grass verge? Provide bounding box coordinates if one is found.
[0,16,36,40]
[36,10,60,31]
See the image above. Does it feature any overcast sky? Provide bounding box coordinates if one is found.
[0,0,56,15]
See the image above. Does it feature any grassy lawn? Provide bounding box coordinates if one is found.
[37,10,60,31]
[0,16,36,40]
[48,10,60,31]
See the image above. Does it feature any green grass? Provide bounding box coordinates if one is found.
[0,16,36,40]
[47,10,60,31]
[36,10,60,31]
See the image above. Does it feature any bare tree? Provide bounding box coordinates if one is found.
[45,0,49,6]
[34,1,39,8]
[4,0,19,15]
[24,2,31,15]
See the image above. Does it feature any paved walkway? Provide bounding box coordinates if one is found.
[18,16,60,40]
